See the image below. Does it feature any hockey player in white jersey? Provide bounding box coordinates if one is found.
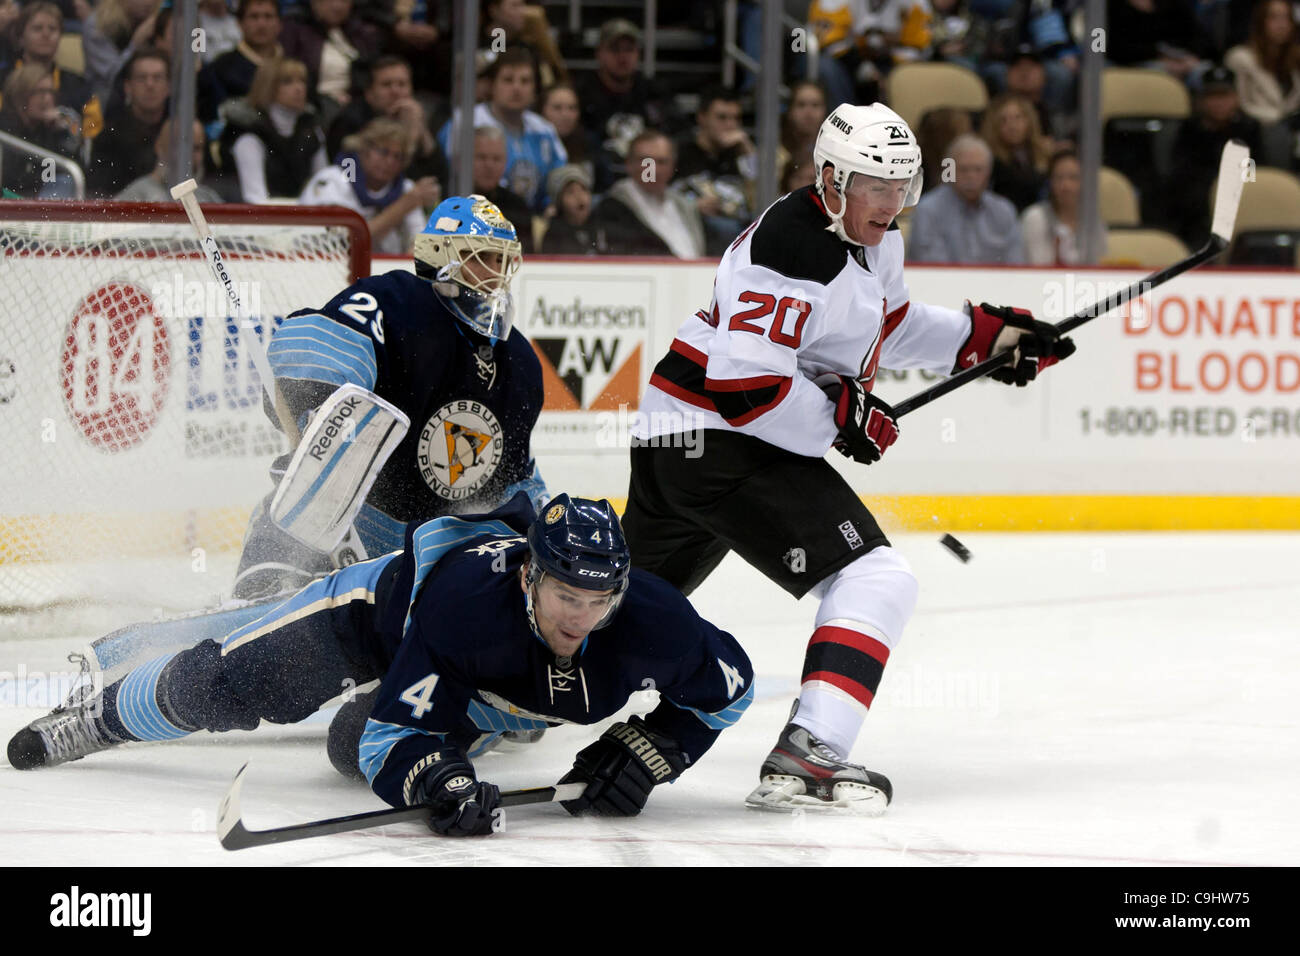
[623,103,1075,813]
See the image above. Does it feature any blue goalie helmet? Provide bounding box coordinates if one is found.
[526,494,631,628]
[414,195,522,344]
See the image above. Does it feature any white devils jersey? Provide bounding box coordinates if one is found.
[634,186,972,457]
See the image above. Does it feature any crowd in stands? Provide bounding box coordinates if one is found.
[0,0,1296,264]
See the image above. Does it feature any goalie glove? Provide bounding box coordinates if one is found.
[956,302,1077,386]
[558,716,686,817]
[816,373,900,465]
[406,747,501,837]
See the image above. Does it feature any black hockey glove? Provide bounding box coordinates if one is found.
[407,749,501,837]
[957,302,1077,387]
[558,716,687,817]
[818,374,900,465]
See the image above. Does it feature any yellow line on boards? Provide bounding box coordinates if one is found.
[604,496,1300,531]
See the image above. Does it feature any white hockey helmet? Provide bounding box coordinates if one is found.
[813,102,923,244]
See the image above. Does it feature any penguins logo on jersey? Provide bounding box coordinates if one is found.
[417,399,504,500]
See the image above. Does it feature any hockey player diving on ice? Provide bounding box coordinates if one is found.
[9,495,753,836]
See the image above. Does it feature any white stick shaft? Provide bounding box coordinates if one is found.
[171,179,298,442]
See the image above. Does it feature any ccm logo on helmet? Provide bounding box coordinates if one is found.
[830,115,853,135]
[578,568,611,578]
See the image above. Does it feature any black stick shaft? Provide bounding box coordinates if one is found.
[220,784,578,850]
[891,238,1225,418]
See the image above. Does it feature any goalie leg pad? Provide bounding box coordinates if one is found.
[269,384,409,553]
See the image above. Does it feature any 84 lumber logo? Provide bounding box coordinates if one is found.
[531,336,642,411]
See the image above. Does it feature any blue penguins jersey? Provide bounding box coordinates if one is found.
[266,270,546,553]
[356,496,754,809]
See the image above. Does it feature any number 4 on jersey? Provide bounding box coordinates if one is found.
[718,658,746,697]
[400,673,440,718]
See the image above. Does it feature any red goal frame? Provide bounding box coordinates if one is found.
[0,200,372,283]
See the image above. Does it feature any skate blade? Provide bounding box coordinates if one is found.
[744,775,889,816]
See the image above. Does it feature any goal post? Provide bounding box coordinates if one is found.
[0,200,371,630]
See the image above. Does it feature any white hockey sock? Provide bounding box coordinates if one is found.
[792,687,863,759]
[793,546,919,759]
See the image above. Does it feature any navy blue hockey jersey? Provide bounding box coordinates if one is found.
[355,497,754,809]
[266,270,546,554]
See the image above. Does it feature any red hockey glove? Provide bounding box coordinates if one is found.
[818,374,900,465]
[956,302,1077,387]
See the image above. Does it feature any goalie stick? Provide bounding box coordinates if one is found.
[217,763,585,850]
[891,139,1251,418]
[170,178,300,444]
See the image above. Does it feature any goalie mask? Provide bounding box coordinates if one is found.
[414,195,522,344]
[813,103,923,245]
[524,495,632,642]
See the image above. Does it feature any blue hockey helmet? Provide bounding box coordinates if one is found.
[525,494,631,629]
[414,195,522,344]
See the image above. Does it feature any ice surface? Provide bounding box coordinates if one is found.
[2,532,1297,866]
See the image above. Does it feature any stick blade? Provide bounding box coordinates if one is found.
[216,761,256,850]
[1210,139,1251,245]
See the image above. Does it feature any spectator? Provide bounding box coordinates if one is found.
[86,49,168,198]
[279,0,384,125]
[81,0,160,106]
[590,130,705,258]
[1224,0,1300,124]
[541,162,596,254]
[674,85,757,254]
[916,106,972,191]
[1165,64,1264,244]
[438,47,566,211]
[981,92,1052,211]
[807,0,933,108]
[908,133,1025,263]
[780,80,827,163]
[480,0,567,90]
[300,117,439,254]
[198,0,243,64]
[979,5,1080,121]
[0,63,83,197]
[574,18,678,190]
[326,55,448,188]
[929,0,978,71]
[469,125,535,253]
[198,0,283,125]
[540,82,588,177]
[220,56,328,203]
[0,1,18,73]
[779,153,817,192]
[116,117,224,202]
[391,0,447,94]
[1020,148,1105,265]
[1001,45,1067,140]
[101,0,176,117]
[3,2,102,140]
[1105,0,1213,86]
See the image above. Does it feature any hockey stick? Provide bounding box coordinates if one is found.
[216,762,585,850]
[891,139,1251,418]
[170,179,301,444]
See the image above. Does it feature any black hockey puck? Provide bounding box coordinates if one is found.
[939,534,971,563]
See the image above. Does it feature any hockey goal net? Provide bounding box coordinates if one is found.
[0,200,370,635]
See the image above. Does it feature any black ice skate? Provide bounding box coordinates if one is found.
[7,690,124,770]
[745,722,892,814]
